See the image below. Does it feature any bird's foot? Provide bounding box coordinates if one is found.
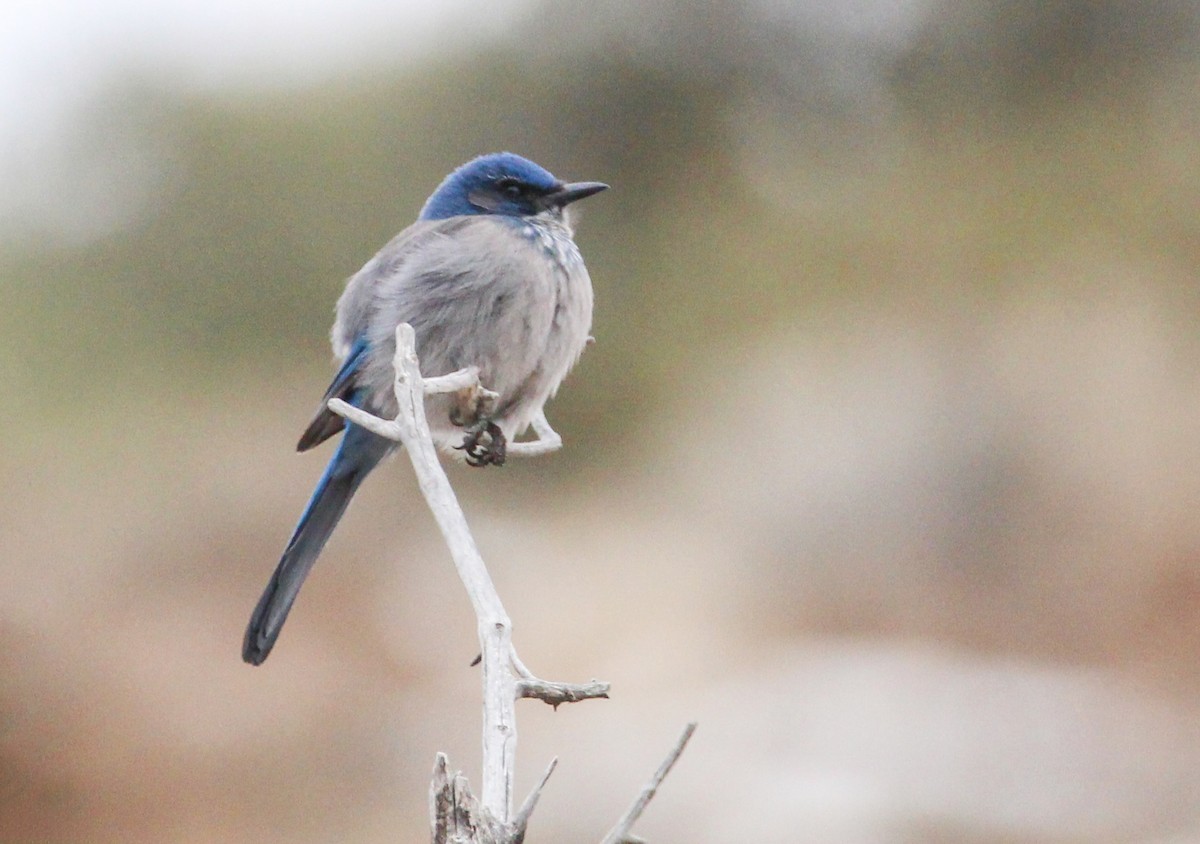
[455,419,507,467]
[449,383,497,428]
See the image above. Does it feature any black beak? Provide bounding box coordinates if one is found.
[545,180,609,208]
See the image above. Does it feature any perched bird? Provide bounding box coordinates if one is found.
[243,152,607,665]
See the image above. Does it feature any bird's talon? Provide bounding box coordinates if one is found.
[457,420,506,467]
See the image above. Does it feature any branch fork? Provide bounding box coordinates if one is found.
[328,324,689,842]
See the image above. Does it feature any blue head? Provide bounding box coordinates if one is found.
[419,152,608,221]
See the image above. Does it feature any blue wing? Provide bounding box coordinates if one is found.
[296,337,370,452]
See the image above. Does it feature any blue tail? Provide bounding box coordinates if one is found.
[243,421,392,665]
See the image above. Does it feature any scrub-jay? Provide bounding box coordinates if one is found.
[243,152,607,665]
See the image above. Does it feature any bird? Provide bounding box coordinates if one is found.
[242,152,608,665]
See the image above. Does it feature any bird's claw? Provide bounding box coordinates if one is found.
[450,383,498,428]
[455,420,507,467]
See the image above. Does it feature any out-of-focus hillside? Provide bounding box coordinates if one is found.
[3,2,1200,842]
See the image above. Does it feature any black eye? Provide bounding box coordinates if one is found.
[496,178,523,199]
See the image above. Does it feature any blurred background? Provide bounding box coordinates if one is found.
[4,0,1200,841]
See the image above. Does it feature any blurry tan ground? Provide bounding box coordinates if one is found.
[4,2,1200,842]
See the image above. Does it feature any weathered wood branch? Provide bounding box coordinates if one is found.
[328,324,611,841]
[600,723,697,844]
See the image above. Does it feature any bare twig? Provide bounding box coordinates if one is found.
[334,327,517,817]
[600,723,698,844]
[328,324,609,838]
[517,677,611,708]
[512,757,559,842]
[506,411,563,457]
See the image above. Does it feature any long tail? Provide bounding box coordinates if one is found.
[243,422,391,665]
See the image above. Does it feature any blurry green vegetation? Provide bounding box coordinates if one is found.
[2,1,1198,461]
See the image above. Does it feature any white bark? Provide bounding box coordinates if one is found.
[600,723,698,844]
[327,324,612,841]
